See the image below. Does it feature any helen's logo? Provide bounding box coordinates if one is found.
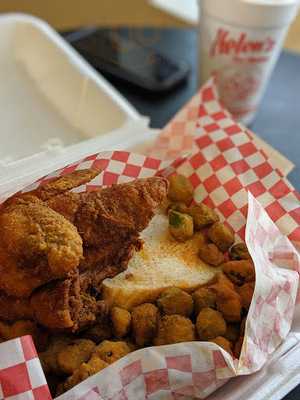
[210,28,275,57]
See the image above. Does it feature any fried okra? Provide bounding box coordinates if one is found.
[154,315,195,345]
[236,282,255,310]
[211,278,242,322]
[94,340,131,364]
[188,204,219,230]
[224,324,240,343]
[82,322,112,344]
[229,243,251,261]
[168,174,194,205]
[131,303,159,346]
[111,307,131,338]
[198,243,225,266]
[222,260,255,286]
[210,336,232,355]
[39,336,73,375]
[192,287,217,315]
[56,339,96,375]
[208,222,234,252]
[167,202,189,214]
[57,355,108,395]
[168,210,194,241]
[157,287,193,317]
[196,307,226,340]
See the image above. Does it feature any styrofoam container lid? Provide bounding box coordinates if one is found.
[0,13,159,191]
[199,0,300,28]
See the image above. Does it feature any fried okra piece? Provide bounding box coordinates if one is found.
[224,324,240,343]
[222,260,255,286]
[168,174,194,205]
[39,336,73,375]
[168,210,194,242]
[192,287,217,315]
[196,308,226,340]
[210,336,232,355]
[198,243,225,266]
[157,287,193,317]
[229,243,251,261]
[211,279,242,322]
[82,322,112,344]
[188,204,219,230]
[111,307,131,338]
[208,222,234,252]
[57,355,108,395]
[93,340,131,364]
[236,282,255,310]
[167,202,189,214]
[56,339,96,375]
[132,303,159,346]
[154,315,195,345]
[234,336,244,359]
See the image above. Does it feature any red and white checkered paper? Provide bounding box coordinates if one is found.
[0,79,300,399]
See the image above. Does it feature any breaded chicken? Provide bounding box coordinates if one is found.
[0,197,83,297]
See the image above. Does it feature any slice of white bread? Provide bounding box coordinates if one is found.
[102,213,218,310]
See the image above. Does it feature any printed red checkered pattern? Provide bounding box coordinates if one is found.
[149,78,300,247]
[0,336,51,400]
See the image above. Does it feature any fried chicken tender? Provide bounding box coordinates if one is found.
[157,287,193,317]
[236,282,255,310]
[56,339,96,375]
[208,222,234,252]
[196,308,226,340]
[132,303,159,346]
[198,243,225,266]
[188,204,219,230]
[93,340,131,364]
[111,307,131,338]
[210,336,232,355]
[0,320,48,350]
[0,292,33,321]
[222,260,255,286]
[154,315,195,345]
[229,243,251,261]
[57,355,108,395]
[0,197,83,297]
[211,278,242,322]
[192,287,217,315]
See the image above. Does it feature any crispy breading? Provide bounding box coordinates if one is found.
[0,292,33,321]
[93,340,131,364]
[154,315,195,345]
[132,303,159,346]
[56,339,96,374]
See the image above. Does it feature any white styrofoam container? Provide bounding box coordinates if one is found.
[0,13,159,198]
[0,12,299,400]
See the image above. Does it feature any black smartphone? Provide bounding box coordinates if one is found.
[66,28,189,93]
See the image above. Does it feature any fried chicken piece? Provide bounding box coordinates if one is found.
[94,340,131,364]
[0,292,33,321]
[56,339,96,375]
[157,287,193,317]
[0,197,83,297]
[193,287,217,315]
[222,260,255,286]
[210,336,232,355]
[57,355,108,395]
[0,320,48,350]
[31,268,110,332]
[132,303,159,346]
[154,315,195,345]
[111,307,131,338]
[196,308,227,340]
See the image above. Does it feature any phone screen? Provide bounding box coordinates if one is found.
[70,29,188,91]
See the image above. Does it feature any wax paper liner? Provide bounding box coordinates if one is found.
[0,150,299,399]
